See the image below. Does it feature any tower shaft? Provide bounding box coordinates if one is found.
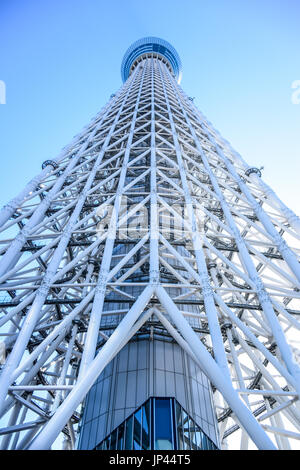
[0,38,300,450]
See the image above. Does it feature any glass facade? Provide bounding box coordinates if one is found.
[94,397,218,451]
[77,338,219,450]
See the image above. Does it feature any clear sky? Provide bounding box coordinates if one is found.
[0,0,299,213]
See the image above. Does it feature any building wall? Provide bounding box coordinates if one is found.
[78,337,219,449]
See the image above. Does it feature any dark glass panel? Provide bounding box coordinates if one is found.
[117,423,125,450]
[189,417,198,450]
[154,398,173,450]
[133,408,142,450]
[175,401,184,450]
[207,438,214,450]
[142,401,150,450]
[182,409,190,450]
[195,427,203,450]
[201,433,208,450]
[93,397,218,451]
[124,416,133,450]
[102,439,108,450]
[110,429,117,450]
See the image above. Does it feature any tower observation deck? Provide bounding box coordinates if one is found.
[121,37,182,83]
[0,37,300,451]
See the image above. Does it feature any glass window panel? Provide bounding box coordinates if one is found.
[142,401,151,450]
[102,439,108,450]
[207,437,213,450]
[175,402,184,450]
[93,399,218,451]
[201,433,208,450]
[124,416,133,450]
[195,427,202,450]
[182,410,190,450]
[110,430,117,450]
[117,423,125,450]
[154,398,173,450]
[133,408,142,450]
[189,417,197,450]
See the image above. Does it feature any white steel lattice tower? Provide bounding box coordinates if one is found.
[0,37,300,451]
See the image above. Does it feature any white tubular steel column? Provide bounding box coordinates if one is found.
[149,56,160,286]
[165,68,300,398]
[0,68,139,415]
[0,37,299,451]
[28,286,154,449]
[78,63,146,378]
[193,108,300,234]
[0,100,117,278]
[201,129,300,284]
[157,60,231,382]
[155,286,276,450]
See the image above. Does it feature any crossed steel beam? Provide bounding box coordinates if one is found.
[0,55,299,450]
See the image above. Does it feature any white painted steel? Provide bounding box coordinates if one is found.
[0,49,299,451]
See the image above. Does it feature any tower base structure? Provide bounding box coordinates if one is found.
[78,339,219,450]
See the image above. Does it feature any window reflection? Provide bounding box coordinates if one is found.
[175,401,184,450]
[95,397,218,451]
[201,433,208,450]
[154,399,173,450]
[124,416,133,450]
[110,429,117,450]
[189,417,197,450]
[182,409,190,450]
[195,428,202,449]
[133,408,142,450]
[102,439,108,450]
[142,400,150,449]
[117,423,125,450]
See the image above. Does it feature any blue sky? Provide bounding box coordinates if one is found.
[0,0,299,213]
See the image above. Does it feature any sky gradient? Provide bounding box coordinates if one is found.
[0,0,299,213]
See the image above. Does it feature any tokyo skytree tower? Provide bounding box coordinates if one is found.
[0,36,300,451]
